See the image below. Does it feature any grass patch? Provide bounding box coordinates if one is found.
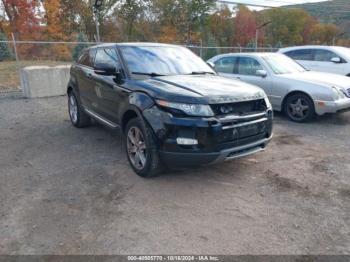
[0,60,71,91]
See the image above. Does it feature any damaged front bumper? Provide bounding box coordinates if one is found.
[143,106,273,167]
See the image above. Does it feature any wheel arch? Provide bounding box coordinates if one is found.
[121,92,156,133]
[121,108,140,132]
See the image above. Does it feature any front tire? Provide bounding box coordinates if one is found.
[125,117,163,177]
[68,91,90,128]
[284,93,315,122]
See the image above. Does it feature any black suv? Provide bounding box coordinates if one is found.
[67,43,273,177]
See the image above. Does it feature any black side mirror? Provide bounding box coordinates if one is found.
[94,63,117,76]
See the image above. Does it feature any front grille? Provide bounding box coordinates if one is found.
[347,88,350,98]
[211,99,267,116]
[218,120,267,143]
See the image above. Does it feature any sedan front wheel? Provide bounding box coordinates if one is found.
[284,93,315,122]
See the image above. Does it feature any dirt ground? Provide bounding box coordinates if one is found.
[0,93,349,255]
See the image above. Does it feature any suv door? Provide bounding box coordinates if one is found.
[75,49,97,108]
[284,49,314,71]
[234,56,272,95]
[92,48,127,123]
[313,49,346,75]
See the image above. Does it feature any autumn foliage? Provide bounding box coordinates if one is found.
[0,0,345,61]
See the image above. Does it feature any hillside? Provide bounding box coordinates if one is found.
[289,0,350,37]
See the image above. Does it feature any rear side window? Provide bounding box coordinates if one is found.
[95,48,120,66]
[214,57,237,74]
[77,49,96,67]
[285,49,313,61]
[237,57,263,76]
[314,49,338,62]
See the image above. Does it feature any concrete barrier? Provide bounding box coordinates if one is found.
[21,65,71,98]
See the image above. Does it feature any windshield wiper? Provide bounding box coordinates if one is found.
[188,71,215,75]
[131,72,165,77]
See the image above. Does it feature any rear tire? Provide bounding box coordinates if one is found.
[125,117,163,177]
[68,91,90,128]
[284,93,315,122]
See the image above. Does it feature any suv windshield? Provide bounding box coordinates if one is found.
[263,54,307,74]
[120,45,215,77]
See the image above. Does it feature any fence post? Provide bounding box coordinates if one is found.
[11,33,23,91]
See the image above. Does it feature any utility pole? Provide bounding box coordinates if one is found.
[93,0,103,42]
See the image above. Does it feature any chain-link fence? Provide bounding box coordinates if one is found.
[0,40,278,92]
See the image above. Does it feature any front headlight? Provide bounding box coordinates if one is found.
[156,100,214,117]
[332,87,345,100]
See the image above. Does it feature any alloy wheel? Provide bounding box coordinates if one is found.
[287,97,310,121]
[127,126,147,170]
[69,95,78,123]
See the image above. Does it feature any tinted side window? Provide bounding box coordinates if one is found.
[214,57,237,74]
[285,49,313,61]
[237,57,263,76]
[314,49,338,62]
[77,51,89,65]
[95,48,119,66]
[78,49,95,67]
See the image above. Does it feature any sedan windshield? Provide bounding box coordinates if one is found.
[119,45,215,77]
[263,54,307,74]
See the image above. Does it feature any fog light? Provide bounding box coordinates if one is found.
[176,138,198,145]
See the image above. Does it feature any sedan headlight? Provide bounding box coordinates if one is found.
[332,87,345,100]
[156,100,214,117]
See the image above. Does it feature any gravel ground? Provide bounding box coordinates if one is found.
[0,93,349,255]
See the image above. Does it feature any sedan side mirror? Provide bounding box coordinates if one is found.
[256,70,267,78]
[331,57,341,63]
[94,63,117,76]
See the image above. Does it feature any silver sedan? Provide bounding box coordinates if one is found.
[208,53,350,122]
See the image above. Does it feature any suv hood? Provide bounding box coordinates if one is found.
[280,71,350,90]
[140,75,265,104]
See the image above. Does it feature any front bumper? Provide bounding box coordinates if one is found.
[315,98,350,115]
[143,106,273,167]
[159,136,272,167]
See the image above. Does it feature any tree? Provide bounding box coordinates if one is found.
[0,32,13,60]
[208,6,234,47]
[311,23,339,45]
[263,8,314,46]
[114,0,151,41]
[154,0,214,44]
[234,5,256,46]
[1,0,41,40]
[43,0,70,60]
[0,0,41,59]
[72,32,89,61]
